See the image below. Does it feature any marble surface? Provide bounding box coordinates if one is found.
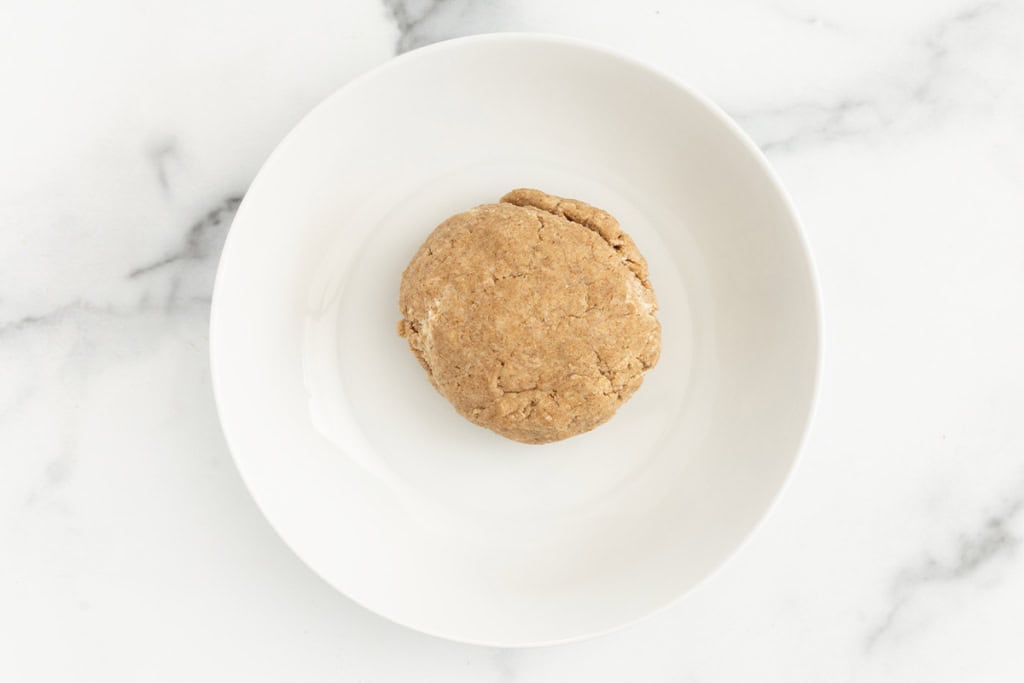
[2,0,1023,680]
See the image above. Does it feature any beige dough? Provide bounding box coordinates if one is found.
[398,188,661,444]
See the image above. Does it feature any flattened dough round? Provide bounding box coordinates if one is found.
[398,188,660,444]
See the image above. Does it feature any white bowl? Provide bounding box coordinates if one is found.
[210,33,820,647]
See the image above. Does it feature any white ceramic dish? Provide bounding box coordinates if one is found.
[210,33,820,647]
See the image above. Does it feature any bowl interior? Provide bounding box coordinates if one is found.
[211,34,819,646]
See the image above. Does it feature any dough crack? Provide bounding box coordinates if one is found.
[500,188,651,288]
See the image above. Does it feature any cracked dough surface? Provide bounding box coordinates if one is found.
[398,188,661,444]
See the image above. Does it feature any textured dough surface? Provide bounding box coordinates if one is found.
[398,188,661,444]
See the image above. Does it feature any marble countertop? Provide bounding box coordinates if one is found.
[3,0,1023,680]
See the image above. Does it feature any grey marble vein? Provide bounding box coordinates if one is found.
[0,252,220,345]
[382,0,459,53]
[491,649,518,683]
[911,0,1001,104]
[147,137,179,196]
[0,301,82,339]
[128,193,243,279]
[0,193,237,344]
[773,7,845,34]
[736,0,1005,153]
[865,486,1024,651]
[0,188,239,335]
[0,296,212,344]
[733,97,881,153]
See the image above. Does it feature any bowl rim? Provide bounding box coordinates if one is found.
[209,31,823,648]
